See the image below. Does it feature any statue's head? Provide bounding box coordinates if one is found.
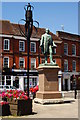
[46,28,49,34]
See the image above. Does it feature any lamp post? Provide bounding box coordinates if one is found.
[25,3,33,97]
[73,75,77,99]
[18,3,39,97]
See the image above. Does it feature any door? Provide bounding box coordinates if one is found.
[65,79,68,91]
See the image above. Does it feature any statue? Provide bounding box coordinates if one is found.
[40,28,56,64]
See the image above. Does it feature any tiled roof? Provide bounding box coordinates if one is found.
[0,20,61,40]
[56,31,80,40]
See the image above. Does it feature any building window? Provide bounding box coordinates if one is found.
[31,42,36,52]
[64,60,68,72]
[72,44,76,55]
[6,76,11,85]
[41,59,45,64]
[53,48,56,54]
[2,76,5,85]
[53,59,56,63]
[72,60,76,71]
[19,58,25,68]
[29,78,37,88]
[3,57,9,68]
[31,58,36,70]
[32,78,37,87]
[13,77,19,88]
[19,41,25,52]
[4,39,10,50]
[64,43,68,55]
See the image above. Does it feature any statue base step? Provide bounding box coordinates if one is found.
[34,97,75,105]
[36,91,62,99]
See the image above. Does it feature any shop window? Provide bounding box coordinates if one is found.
[4,39,10,50]
[32,78,37,87]
[2,76,5,85]
[24,78,27,91]
[6,76,11,85]
[19,41,25,52]
[31,42,36,52]
[13,77,19,88]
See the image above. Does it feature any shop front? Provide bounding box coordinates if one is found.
[2,70,38,91]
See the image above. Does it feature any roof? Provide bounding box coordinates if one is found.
[0,20,61,41]
[56,31,80,40]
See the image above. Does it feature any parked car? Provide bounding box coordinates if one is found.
[0,85,20,92]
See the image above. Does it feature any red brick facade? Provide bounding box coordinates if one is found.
[0,20,80,90]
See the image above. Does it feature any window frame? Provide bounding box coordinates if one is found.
[30,42,36,53]
[64,59,68,72]
[72,44,76,56]
[19,41,25,52]
[72,60,76,72]
[31,58,36,70]
[4,39,10,51]
[19,57,25,68]
[64,43,68,55]
[3,57,9,68]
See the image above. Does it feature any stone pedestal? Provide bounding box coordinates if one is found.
[36,65,62,99]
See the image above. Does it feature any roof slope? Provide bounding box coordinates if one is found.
[0,20,61,41]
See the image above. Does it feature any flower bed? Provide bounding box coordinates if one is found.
[0,90,32,116]
[0,101,10,116]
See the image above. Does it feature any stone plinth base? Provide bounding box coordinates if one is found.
[36,91,62,99]
[37,65,62,99]
[34,98,75,105]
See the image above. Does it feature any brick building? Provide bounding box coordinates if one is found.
[0,20,80,91]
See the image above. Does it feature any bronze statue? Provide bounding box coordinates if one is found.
[40,28,56,64]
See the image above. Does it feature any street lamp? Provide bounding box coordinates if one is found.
[18,3,39,97]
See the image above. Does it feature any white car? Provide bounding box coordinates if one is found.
[0,85,19,92]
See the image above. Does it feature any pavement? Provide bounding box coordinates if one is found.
[0,91,79,119]
[1,98,78,119]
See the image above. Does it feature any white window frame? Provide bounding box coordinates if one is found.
[64,43,68,55]
[30,42,36,53]
[72,60,76,72]
[19,41,25,52]
[3,57,9,68]
[64,60,68,72]
[31,58,36,69]
[19,57,25,68]
[72,44,76,56]
[4,39,10,50]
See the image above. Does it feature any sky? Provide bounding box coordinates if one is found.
[1,2,78,35]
